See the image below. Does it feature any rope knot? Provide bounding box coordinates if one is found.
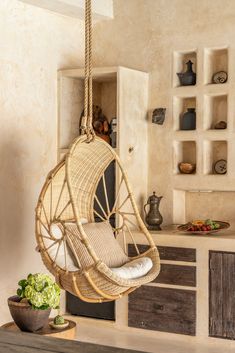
[85,126,95,143]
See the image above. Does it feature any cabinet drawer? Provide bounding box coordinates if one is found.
[128,286,196,335]
[128,244,196,262]
[155,264,196,287]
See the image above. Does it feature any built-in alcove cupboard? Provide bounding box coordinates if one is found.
[57,66,149,320]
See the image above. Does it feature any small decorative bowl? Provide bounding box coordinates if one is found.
[49,320,69,330]
[179,162,196,174]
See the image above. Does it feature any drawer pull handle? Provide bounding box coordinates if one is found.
[153,303,164,311]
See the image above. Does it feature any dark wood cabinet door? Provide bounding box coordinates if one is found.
[209,251,235,339]
[129,286,196,335]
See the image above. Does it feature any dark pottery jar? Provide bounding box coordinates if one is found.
[144,192,163,231]
[8,296,51,332]
[177,60,196,86]
[181,108,196,130]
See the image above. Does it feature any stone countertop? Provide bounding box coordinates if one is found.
[133,226,235,251]
[150,225,235,239]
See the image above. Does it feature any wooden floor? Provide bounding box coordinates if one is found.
[67,316,235,353]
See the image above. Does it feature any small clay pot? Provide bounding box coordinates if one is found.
[214,121,227,129]
[8,296,51,332]
[179,162,196,174]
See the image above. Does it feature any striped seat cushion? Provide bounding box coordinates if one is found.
[65,221,129,269]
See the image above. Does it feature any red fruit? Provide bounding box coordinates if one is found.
[207,225,211,231]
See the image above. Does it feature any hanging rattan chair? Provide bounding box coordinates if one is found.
[35,0,160,303]
[35,135,160,302]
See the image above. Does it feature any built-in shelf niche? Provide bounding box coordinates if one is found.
[203,140,227,175]
[185,190,234,227]
[203,94,228,130]
[173,140,196,174]
[204,47,228,85]
[173,50,197,88]
[173,96,197,131]
[59,73,117,150]
[173,189,235,227]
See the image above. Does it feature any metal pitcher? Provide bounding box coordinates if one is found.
[144,192,163,230]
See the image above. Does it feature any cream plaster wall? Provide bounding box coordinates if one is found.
[93,0,235,226]
[1,0,235,328]
[0,0,85,324]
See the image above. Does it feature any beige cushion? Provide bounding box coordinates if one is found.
[65,221,129,268]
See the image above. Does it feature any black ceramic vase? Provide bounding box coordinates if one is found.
[177,60,196,86]
[181,108,196,130]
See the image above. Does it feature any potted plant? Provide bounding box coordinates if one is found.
[8,273,60,332]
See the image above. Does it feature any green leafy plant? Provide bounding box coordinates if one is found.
[17,273,60,310]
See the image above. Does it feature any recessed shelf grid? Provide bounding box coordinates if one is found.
[173,140,197,175]
[203,94,228,130]
[204,47,228,85]
[173,50,197,88]
[203,140,227,175]
[173,96,197,131]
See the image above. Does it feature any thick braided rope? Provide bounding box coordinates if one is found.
[88,0,93,132]
[81,0,94,140]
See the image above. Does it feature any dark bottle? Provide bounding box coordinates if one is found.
[177,60,196,86]
[181,108,196,130]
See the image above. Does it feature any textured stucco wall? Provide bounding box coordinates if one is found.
[0,0,84,324]
[1,0,235,326]
[93,0,235,226]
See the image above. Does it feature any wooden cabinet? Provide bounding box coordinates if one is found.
[128,245,197,335]
[209,251,235,340]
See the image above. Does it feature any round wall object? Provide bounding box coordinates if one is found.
[214,159,227,174]
[212,71,228,84]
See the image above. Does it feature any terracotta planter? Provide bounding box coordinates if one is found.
[8,296,51,332]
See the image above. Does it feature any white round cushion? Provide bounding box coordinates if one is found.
[111,257,153,280]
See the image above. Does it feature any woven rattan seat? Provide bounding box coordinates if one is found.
[35,135,160,302]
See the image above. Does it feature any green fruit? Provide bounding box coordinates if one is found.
[54,315,65,325]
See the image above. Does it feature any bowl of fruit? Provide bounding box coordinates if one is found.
[177,219,230,235]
